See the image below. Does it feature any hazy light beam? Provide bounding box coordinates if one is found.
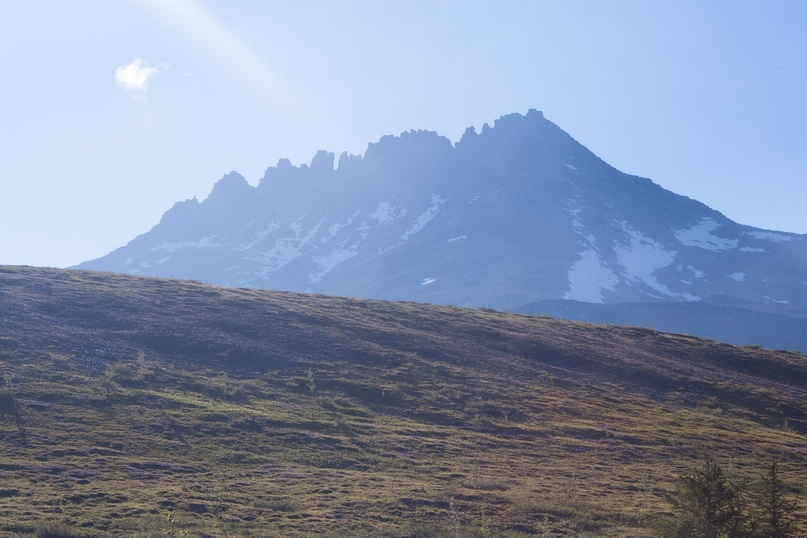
[140,0,312,118]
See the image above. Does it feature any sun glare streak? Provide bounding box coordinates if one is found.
[140,0,317,124]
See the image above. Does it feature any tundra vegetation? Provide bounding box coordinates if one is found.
[0,266,805,537]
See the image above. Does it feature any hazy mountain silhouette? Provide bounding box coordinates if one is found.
[77,110,807,350]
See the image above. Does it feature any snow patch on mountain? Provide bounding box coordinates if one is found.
[729,272,746,282]
[616,227,699,301]
[675,218,738,251]
[250,242,302,275]
[567,206,597,247]
[152,235,224,252]
[309,246,359,283]
[371,203,406,225]
[249,217,324,275]
[563,249,618,303]
[447,236,467,242]
[327,210,361,238]
[616,229,676,294]
[141,256,170,267]
[684,265,705,278]
[234,222,280,251]
[567,207,583,228]
[746,231,793,242]
[401,194,447,241]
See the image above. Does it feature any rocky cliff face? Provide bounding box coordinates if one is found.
[77,110,807,348]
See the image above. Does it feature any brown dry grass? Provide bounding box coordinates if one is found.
[0,266,805,537]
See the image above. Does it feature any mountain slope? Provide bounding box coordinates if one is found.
[516,300,807,352]
[1,266,806,536]
[76,110,807,347]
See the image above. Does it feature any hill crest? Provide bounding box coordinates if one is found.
[1,265,806,535]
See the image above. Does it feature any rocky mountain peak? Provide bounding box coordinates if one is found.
[76,111,807,350]
[206,171,253,203]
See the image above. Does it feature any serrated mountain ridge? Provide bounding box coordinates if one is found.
[77,110,807,348]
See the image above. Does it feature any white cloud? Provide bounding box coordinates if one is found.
[114,58,168,99]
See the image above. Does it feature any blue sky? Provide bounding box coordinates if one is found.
[2,0,806,268]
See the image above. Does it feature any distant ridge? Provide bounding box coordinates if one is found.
[517,299,807,351]
[77,110,807,350]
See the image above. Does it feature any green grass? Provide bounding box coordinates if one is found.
[0,265,805,536]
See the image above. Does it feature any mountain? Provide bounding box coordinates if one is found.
[1,266,806,536]
[77,110,807,350]
[516,300,807,352]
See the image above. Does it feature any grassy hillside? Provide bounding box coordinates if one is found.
[0,266,805,537]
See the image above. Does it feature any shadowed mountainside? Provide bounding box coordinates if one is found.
[0,266,806,537]
[76,111,807,352]
[516,299,807,352]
